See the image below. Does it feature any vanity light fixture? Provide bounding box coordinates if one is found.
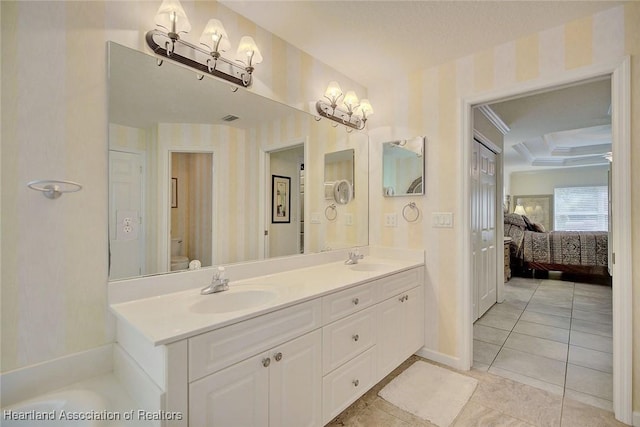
[316,81,373,131]
[146,0,262,88]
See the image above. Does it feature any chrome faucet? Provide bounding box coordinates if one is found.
[201,266,229,295]
[345,249,364,265]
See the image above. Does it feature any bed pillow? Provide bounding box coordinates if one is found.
[531,222,546,232]
[504,213,527,229]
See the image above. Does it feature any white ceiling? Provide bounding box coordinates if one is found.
[221,0,621,88]
[486,78,612,174]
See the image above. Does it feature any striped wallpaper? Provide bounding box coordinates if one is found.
[1,1,638,410]
[366,4,639,407]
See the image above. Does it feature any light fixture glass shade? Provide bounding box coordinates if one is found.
[343,91,359,110]
[236,36,263,66]
[324,81,343,102]
[358,99,374,117]
[199,19,231,53]
[513,204,526,215]
[155,0,191,34]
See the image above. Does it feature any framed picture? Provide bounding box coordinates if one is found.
[171,178,178,208]
[272,175,291,223]
[513,194,553,231]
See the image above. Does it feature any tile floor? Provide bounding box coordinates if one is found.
[326,355,626,427]
[473,277,614,412]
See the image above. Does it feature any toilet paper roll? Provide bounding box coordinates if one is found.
[189,260,201,270]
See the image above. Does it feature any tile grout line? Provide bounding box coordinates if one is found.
[559,280,576,427]
[487,279,539,370]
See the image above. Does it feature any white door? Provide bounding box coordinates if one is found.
[269,330,322,427]
[189,352,270,427]
[472,141,498,320]
[109,150,144,280]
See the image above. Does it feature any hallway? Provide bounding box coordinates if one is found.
[473,277,613,412]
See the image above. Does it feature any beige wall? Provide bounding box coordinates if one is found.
[1,0,638,414]
[510,165,609,197]
[0,0,364,372]
[368,4,638,411]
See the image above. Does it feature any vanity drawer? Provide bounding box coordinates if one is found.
[376,267,422,301]
[322,281,377,324]
[322,346,376,425]
[322,306,376,375]
[189,299,321,381]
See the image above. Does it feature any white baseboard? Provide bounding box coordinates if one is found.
[0,344,113,408]
[415,347,464,371]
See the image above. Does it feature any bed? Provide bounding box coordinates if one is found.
[504,213,609,277]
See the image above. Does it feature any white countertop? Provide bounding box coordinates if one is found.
[110,257,423,346]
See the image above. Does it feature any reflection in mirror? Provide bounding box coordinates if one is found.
[107,42,369,281]
[324,149,355,202]
[382,137,425,197]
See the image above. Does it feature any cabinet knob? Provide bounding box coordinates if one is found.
[352,297,359,305]
[399,295,405,302]
[262,357,271,368]
[274,352,283,362]
[353,379,359,387]
[405,294,409,301]
[352,334,359,342]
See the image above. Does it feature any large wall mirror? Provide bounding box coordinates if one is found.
[107,42,369,281]
[382,137,425,197]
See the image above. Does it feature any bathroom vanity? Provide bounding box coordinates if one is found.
[110,254,424,427]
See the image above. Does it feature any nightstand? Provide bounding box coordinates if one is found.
[504,237,512,282]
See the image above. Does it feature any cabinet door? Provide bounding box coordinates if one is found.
[376,294,405,379]
[189,353,269,427]
[403,285,425,356]
[377,286,424,380]
[269,329,322,427]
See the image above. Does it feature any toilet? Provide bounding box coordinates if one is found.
[170,237,190,271]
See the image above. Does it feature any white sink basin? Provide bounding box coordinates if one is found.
[190,288,278,314]
[349,263,391,272]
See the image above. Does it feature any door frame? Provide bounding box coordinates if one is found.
[459,57,632,423]
[163,148,216,271]
[259,137,309,260]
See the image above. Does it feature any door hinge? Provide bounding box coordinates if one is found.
[264,230,269,236]
[612,252,615,265]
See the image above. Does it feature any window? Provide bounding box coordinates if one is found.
[554,186,608,231]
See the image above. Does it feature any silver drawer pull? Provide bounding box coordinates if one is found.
[352,334,359,342]
[274,352,283,362]
[399,295,406,302]
[352,297,359,305]
[353,379,359,387]
[262,357,271,368]
[405,294,409,301]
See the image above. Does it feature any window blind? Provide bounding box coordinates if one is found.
[554,186,608,231]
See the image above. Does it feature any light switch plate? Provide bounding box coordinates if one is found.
[432,212,453,228]
[311,213,321,224]
[344,213,353,226]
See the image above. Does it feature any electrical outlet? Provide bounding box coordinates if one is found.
[384,213,398,227]
[344,213,353,226]
[311,213,321,224]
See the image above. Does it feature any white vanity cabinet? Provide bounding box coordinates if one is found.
[189,329,322,427]
[113,263,425,427]
[376,285,424,381]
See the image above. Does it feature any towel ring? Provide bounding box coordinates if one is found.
[27,179,83,199]
[325,204,337,221]
[402,202,420,223]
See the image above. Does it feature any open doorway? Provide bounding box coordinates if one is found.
[461,58,632,423]
[169,151,213,270]
[265,144,305,258]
